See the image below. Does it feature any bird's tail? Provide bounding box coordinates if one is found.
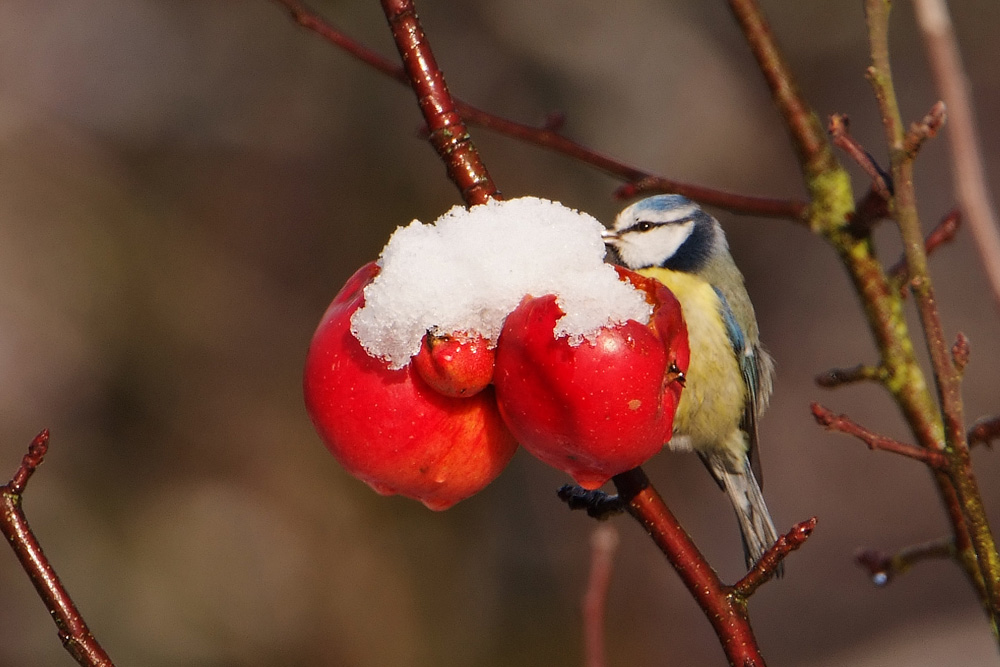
[710,454,780,574]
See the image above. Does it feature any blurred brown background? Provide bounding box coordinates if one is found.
[1,1,999,665]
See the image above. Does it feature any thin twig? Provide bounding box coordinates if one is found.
[829,114,893,200]
[583,525,619,667]
[855,537,956,586]
[1,432,115,667]
[843,103,943,236]
[815,363,885,388]
[887,208,962,291]
[968,416,1000,448]
[726,0,839,182]
[269,0,809,221]
[848,187,892,236]
[811,402,948,468]
[734,517,817,597]
[614,179,808,220]
[913,0,1000,313]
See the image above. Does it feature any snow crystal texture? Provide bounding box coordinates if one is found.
[350,197,652,369]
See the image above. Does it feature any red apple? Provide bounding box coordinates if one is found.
[493,268,688,489]
[412,331,495,398]
[303,262,518,510]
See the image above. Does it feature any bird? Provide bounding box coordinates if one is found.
[602,194,779,571]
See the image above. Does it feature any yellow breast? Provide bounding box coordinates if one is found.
[640,267,747,457]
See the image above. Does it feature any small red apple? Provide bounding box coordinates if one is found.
[303,262,517,510]
[412,331,495,398]
[493,268,688,489]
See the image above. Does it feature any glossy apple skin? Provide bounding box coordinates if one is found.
[412,331,495,398]
[303,262,518,510]
[493,268,689,489]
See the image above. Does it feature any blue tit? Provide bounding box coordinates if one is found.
[602,194,779,571]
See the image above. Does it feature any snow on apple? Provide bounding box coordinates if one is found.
[350,197,652,369]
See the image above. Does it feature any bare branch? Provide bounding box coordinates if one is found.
[968,416,1000,449]
[583,525,619,667]
[811,402,947,468]
[1,432,116,667]
[379,0,497,205]
[270,0,809,221]
[829,114,892,200]
[888,208,962,292]
[866,0,1000,624]
[726,0,839,181]
[615,178,808,221]
[855,538,955,586]
[815,363,885,388]
[611,467,768,666]
[734,517,817,597]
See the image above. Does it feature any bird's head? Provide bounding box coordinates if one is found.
[602,195,723,272]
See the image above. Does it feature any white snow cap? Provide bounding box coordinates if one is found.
[350,196,652,369]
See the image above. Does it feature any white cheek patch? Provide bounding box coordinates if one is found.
[616,221,695,269]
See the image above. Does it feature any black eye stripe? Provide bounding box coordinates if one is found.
[629,217,692,233]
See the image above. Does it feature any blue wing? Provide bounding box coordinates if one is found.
[712,287,764,483]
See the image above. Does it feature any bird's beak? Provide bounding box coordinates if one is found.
[601,228,619,244]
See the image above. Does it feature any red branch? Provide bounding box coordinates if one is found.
[735,517,817,597]
[612,468,770,667]
[379,0,497,205]
[968,416,1000,448]
[727,0,837,180]
[583,525,619,667]
[270,0,808,220]
[1,432,115,667]
[829,114,892,200]
[811,403,948,468]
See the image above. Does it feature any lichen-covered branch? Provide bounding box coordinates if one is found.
[865,0,1000,630]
